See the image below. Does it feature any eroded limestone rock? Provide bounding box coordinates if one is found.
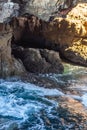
[52,3,87,66]
[0,1,26,77]
[3,1,87,75]
[11,3,87,67]
[0,20,25,77]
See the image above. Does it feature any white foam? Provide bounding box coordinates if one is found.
[0,81,64,96]
[0,80,63,121]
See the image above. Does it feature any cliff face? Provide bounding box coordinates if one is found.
[49,3,87,66]
[11,16,64,74]
[1,1,87,76]
[0,1,64,75]
[0,1,25,77]
[11,3,87,68]
[0,32,25,77]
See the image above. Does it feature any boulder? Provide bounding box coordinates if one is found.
[12,46,64,74]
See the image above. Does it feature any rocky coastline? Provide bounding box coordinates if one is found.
[1,0,87,129]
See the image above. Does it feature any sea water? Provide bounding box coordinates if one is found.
[0,63,87,129]
[0,79,64,130]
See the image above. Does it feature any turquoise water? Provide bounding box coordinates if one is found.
[0,64,87,130]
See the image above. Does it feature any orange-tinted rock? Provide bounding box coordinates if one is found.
[44,3,87,66]
[11,3,87,70]
[57,96,87,129]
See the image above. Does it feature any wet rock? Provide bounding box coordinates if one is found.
[57,96,87,129]
[12,46,64,74]
[11,16,64,74]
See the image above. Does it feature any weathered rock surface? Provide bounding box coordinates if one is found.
[0,1,87,129]
[0,23,25,77]
[0,0,19,23]
[1,1,87,76]
[12,45,64,73]
[15,0,79,21]
[21,0,58,21]
[19,3,87,67]
[11,3,87,67]
[11,15,64,74]
[0,1,26,77]
[51,3,87,66]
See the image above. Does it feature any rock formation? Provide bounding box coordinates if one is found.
[0,1,87,129]
[12,46,64,73]
[11,15,64,74]
[0,1,25,77]
[0,24,25,77]
[51,3,87,66]
[11,3,87,68]
[1,1,87,76]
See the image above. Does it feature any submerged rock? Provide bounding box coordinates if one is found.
[57,96,87,129]
[7,122,19,130]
